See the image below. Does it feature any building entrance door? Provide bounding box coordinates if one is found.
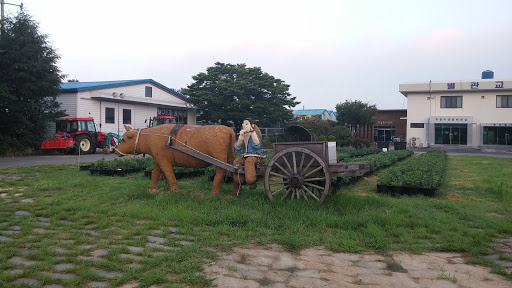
[435,124,467,145]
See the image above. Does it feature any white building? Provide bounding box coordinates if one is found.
[293,109,337,121]
[399,74,512,150]
[58,79,196,134]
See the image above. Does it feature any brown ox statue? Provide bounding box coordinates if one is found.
[115,124,236,195]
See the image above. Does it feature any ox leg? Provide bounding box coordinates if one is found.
[211,167,227,195]
[159,161,178,192]
[232,157,245,194]
[148,163,162,194]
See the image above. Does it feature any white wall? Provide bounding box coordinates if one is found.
[56,82,195,135]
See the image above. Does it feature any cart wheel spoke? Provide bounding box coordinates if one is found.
[302,185,319,201]
[270,171,288,179]
[265,147,330,204]
[281,187,292,200]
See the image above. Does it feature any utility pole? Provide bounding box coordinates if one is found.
[1,0,23,34]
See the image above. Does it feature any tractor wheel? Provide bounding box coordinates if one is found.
[74,134,94,155]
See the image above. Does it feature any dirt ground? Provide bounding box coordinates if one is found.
[204,244,511,288]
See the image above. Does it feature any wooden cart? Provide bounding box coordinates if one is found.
[170,141,375,204]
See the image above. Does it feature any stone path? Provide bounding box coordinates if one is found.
[2,188,512,287]
[204,244,512,288]
[0,190,194,287]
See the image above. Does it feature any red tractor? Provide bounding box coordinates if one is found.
[41,118,107,154]
[146,116,176,127]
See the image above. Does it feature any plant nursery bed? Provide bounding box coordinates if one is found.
[376,184,437,197]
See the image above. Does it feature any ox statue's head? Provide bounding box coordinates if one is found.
[114,125,139,157]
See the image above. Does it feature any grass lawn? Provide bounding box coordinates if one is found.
[0,154,511,287]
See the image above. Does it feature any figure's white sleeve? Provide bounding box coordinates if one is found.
[250,132,260,146]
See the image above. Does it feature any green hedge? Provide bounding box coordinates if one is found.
[377,151,447,189]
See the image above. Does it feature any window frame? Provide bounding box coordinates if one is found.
[105,107,115,124]
[145,86,152,98]
[497,95,512,108]
[441,96,462,108]
[123,109,132,124]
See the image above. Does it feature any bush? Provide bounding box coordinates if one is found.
[328,135,336,141]
[377,151,447,189]
[317,135,326,141]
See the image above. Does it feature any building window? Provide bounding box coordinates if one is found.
[123,109,132,124]
[497,95,512,108]
[105,107,115,124]
[410,123,424,128]
[145,86,152,98]
[483,126,512,145]
[373,126,395,142]
[441,96,462,108]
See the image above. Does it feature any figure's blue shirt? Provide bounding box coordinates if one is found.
[235,133,263,156]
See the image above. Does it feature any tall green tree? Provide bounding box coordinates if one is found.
[0,11,65,155]
[291,118,332,140]
[335,100,377,138]
[182,62,299,131]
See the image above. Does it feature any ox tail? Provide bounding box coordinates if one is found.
[228,130,236,165]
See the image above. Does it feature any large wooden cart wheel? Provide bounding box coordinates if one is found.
[264,147,331,204]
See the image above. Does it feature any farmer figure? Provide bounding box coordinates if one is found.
[233,118,266,192]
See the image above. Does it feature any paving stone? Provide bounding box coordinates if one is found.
[78,256,102,261]
[15,248,33,254]
[3,269,23,274]
[15,210,31,216]
[60,220,72,224]
[126,246,144,252]
[496,260,512,268]
[21,198,34,203]
[54,263,75,271]
[179,240,194,246]
[41,272,77,280]
[91,268,122,278]
[51,247,68,254]
[38,222,51,226]
[12,225,21,231]
[169,227,178,233]
[127,263,142,268]
[120,253,143,260]
[146,243,173,250]
[9,256,36,265]
[0,235,11,241]
[119,282,140,288]
[0,221,8,225]
[14,278,40,287]
[87,281,109,287]
[92,249,109,257]
[1,230,19,234]
[34,228,54,233]
[147,236,165,243]
[39,217,51,222]
[4,198,12,202]
[14,193,24,197]
[84,230,99,236]
[79,244,94,249]
[44,285,65,288]
[0,192,8,197]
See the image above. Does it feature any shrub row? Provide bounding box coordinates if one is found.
[347,149,413,168]
[377,151,447,194]
[334,150,414,186]
[336,147,382,162]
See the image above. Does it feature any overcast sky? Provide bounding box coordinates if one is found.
[5,0,512,111]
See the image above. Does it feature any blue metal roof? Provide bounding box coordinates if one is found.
[60,79,188,101]
[293,109,337,116]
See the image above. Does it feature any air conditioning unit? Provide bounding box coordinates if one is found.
[411,137,420,148]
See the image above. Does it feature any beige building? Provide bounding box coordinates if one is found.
[400,75,512,150]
